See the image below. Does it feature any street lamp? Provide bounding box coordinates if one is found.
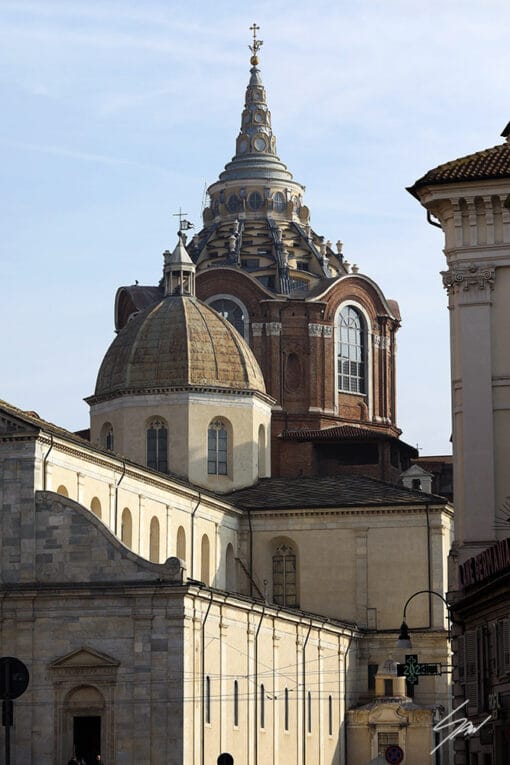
[396,589,452,650]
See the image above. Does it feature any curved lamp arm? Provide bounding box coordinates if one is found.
[397,589,452,650]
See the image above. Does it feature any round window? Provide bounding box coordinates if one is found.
[227,194,241,213]
[253,136,267,152]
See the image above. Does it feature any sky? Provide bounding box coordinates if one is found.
[2,0,509,456]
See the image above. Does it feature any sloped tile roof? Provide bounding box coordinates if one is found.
[228,474,446,510]
[409,140,510,197]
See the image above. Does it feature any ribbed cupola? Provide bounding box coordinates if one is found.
[201,27,306,227]
[190,26,346,294]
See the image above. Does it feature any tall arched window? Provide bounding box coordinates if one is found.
[201,534,210,585]
[337,306,366,394]
[100,422,114,451]
[258,424,266,478]
[205,675,211,724]
[208,419,228,476]
[225,543,236,591]
[272,543,297,607]
[57,485,69,497]
[146,418,168,473]
[233,680,239,727]
[149,516,160,563]
[176,525,186,561]
[90,497,102,519]
[260,684,265,729]
[121,508,132,547]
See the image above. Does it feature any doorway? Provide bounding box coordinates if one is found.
[73,715,101,765]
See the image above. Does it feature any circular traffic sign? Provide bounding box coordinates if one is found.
[0,657,30,700]
[385,744,404,764]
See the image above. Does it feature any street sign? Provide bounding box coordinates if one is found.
[397,654,440,685]
[0,657,29,700]
[385,744,404,764]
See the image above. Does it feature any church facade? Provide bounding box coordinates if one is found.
[0,32,454,765]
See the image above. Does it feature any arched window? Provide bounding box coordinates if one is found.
[90,497,102,519]
[273,191,286,213]
[149,516,160,563]
[205,675,211,724]
[233,680,239,727]
[307,691,312,733]
[100,422,114,451]
[225,543,236,591]
[284,687,289,731]
[328,695,333,736]
[208,297,247,339]
[337,306,366,394]
[258,424,266,478]
[146,418,168,473]
[57,485,69,497]
[201,534,210,585]
[272,543,297,607]
[121,508,132,547]
[208,419,228,476]
[260,684,265,729]
[176,525,186,561]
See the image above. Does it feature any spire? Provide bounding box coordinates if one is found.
[218,25,295,184]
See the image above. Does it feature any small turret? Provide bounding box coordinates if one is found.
[163,232,196,297]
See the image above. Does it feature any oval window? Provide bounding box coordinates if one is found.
[248,191,263,211]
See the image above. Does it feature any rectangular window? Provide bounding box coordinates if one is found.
[384,679,393,697]
[378,732,399,757]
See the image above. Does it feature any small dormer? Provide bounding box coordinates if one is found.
[400,464,433,494]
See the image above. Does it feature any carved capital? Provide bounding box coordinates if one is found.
[442,263,495,294]
[323,325,333,338]
[373,334,389,349]
[308,323,323,337]
[251,322,264,337]
[266,321,282,336]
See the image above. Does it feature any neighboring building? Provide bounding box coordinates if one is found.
[410,123,510,765]
[0,32,455,765]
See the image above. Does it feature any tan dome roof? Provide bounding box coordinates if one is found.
[91,296,266,399]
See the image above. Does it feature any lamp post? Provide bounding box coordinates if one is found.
[396,589,452,650]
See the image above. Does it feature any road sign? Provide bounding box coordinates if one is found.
[0,657,29,700]
[385,744,404,764]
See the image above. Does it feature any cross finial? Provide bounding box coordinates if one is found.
[249,23,263,64]
[172,207,194,235]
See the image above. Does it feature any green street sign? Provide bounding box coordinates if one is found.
[397,654,440,685]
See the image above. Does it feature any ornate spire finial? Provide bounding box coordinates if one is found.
[249,23,263,66]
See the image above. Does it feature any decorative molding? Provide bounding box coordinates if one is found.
[251,322,264,337]
[308,323,323,337]
[442,263,495,294]
[373,334,389,349]
[265,321,282,336]
[323,325,333,338]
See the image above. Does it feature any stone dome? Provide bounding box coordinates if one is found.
[91,296,266,400]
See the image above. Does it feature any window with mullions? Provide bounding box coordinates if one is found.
[337,306,366,394]
[209,298,246,338]
[146,418,168,472]
[272,543,297,607]
[208,420,228,475]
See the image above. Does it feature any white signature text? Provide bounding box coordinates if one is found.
[431,700,492,754]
